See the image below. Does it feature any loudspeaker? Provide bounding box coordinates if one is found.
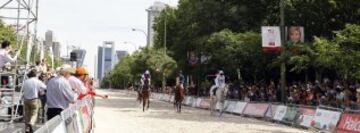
[70,52,77,61]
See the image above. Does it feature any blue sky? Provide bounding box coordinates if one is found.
[35,0,178,77]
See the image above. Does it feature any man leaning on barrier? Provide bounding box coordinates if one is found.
[23,69,46,133]
[46,64,78,120]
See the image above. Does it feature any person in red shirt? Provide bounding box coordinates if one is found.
[75,66,108,100]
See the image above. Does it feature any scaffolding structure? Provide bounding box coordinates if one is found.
[0,0,40,123]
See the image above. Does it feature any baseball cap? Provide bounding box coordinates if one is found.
[76,66,88,75]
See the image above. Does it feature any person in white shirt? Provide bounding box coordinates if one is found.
[23,69,46,133]
[46,64,78,120]
[140,70,151,91]
[210,70,226,96]
[0,40,20,68]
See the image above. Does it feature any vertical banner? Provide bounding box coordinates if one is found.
[75,111,84,133]
[262,26,282,52]
[80,105,91,133]
[286,26,305,43]
[337,112,360,133]
[311,108,341,131]
[65,114,80,133]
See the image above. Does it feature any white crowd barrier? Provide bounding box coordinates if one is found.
[148,92,360,133]
[35,96,94,133]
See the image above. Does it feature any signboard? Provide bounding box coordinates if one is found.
[199,99,211,109]
[311,108,341,130]
[196,98,202,108]
[295,107,316,128]
[337,113,360,133]
[262,26,282,52]
[170,95,175,102]
[243,103,269,117]
[185,97,192,105]
[283,106,298,122]
[265,104,279,118]
[273,105,287,121]
[191,98,198,107]
[233,102,247,114]
[225,101,237,113]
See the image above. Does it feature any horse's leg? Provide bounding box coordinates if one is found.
[210,97,214,115]
[143,96,146,112]
[219,101,224,117]
[179,100,182,113]
[177,101,180,113]
[147,96,150,110]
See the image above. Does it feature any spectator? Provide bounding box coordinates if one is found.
[0,40,20,68]
[40,59,48,73]
[46,65,78,120]
[76,66,108,99]
[23,69,46,133]
[68,67,87,96]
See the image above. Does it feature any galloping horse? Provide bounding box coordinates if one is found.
[141,78,151,112]
[174,84,185,113]
[209,84,228,116]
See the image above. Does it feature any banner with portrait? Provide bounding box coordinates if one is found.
[286,26,305,43]
[261,26,282,52]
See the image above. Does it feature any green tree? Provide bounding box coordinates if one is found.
[104,48,177,89]
[334,24,360,80]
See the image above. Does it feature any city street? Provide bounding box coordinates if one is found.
[93,89,308,133]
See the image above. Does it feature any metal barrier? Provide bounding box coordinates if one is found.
[149,92,360,133]
[35,96,94,133]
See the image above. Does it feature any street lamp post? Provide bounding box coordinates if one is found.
[124,41,138,51]
[280,0,287,103]
[131,28,148,46]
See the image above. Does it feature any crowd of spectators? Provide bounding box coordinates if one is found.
[226,79,360,110]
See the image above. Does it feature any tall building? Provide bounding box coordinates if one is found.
[43,30,62,60]
[97,41,116,80]
[45,30,53,47]
[146,2,166,47]
[52,42,61,58]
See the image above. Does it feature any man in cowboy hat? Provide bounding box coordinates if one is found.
[46,64,78,120]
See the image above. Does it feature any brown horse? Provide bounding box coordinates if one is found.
[174,84,185,113]
[141,78,151,112]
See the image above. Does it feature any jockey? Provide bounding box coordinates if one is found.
[140,70,151,90]
[176,70,185,88]
[210,70,226,96]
